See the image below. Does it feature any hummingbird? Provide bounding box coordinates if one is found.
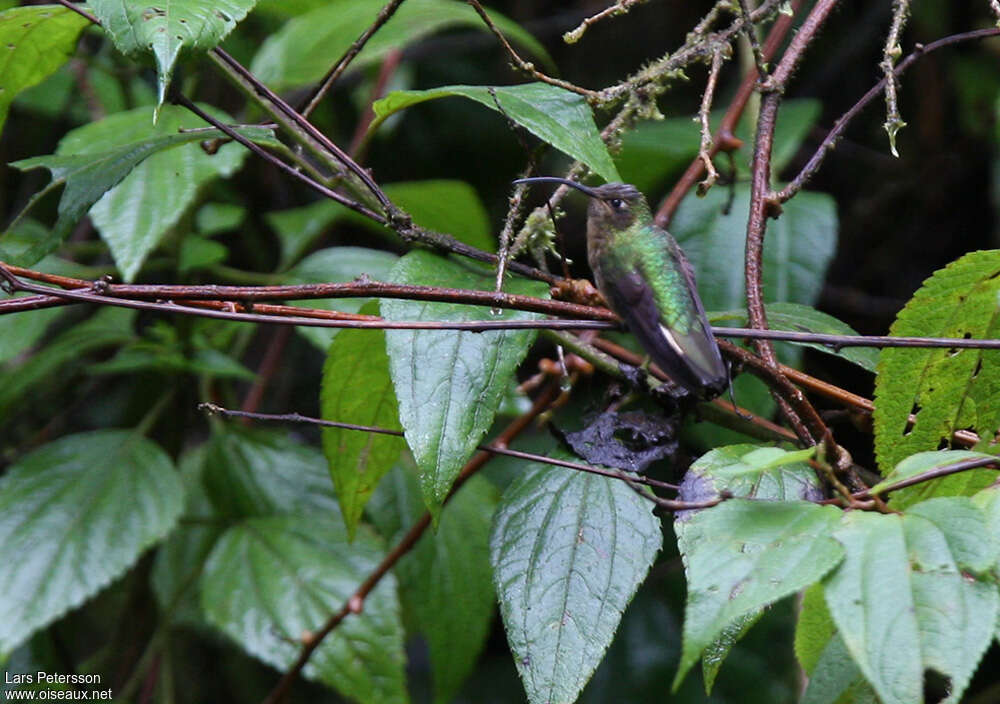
[514,177,728,400]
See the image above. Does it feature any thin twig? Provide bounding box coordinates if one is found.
[696,48,727,196]
[737,0,769,79]
[258,381,562,704]
[200,403,680,491]
[563,0,649,44]
[880,0,910,156]
[654,0,802,226]
[299,0,408,118]
[775,28,1000,203]
[465,0,599,100]
[823,456,1000,504]
[175,95,385,222]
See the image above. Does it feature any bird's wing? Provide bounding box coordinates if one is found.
[602,241,726,396]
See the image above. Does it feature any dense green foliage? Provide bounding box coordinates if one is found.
[2,2,1000,703]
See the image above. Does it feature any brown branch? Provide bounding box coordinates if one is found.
[298,0,408,119]
[654,0,802,227]
[744,0,840,446]
[258,381,562,704]
[466,0,599,100]
[563,0,648,44]
[174,95,385,222]
[775,27,1000,203]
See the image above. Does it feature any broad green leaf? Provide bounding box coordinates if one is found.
[490,457,662,704]
[867,450,999,510]
[795,582,835,676]
[383,251,547,515]
[372,83,620,182]
[202,427,340,519]
[824,500,998,704]
[7,112,272,270]
[284,246,399,350]
[0,307,136,420]
[711,302,879,372]
[615,100,821,195]
[677,444,825,505]
[321,307,406,538]
[672,184,837,314]
[823,512,919,704]
[251,0,550,90]
[267,180,493,270]
[0,5,88,133]
[672,500,844,689]
[55,105,255,281]
[91,0,258,109]
[0,430,183,653]
[676,444,824,690]
[368,464,498,704]
[201,514,407,704]
[874,250,1000,473]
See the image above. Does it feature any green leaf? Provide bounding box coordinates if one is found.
[675,444,824,690]
[824,500,998,704]
[368,463,498,704]
[6,110,272,271]
[672,184,837,314]
[251,0,550,90]
[202,427,340,519]
[91,0,258,110]
[321,306,406,538]
[284,246,399,350]
[490,457,662,704]
[371,83,620,182]
[867,449,999,510]
[801,633,871,704]
[874,250,1000,473]
[677,444,825,504]
[55,105,255,281]
[0,307,136,421]
[382,251,547,516]
[201,514,407,704]
[711,302,879,372]
[672,500,845,690]
[0,5,88,133]
[0,430,184,653]
[795,583,835,676]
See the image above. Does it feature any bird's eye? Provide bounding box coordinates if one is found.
[609,198,624,209]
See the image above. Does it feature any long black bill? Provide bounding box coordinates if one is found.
[512,177,601,199]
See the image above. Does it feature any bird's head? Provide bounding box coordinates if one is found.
[513,178,650,231]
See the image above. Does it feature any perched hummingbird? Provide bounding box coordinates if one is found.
[514,177,728,400]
